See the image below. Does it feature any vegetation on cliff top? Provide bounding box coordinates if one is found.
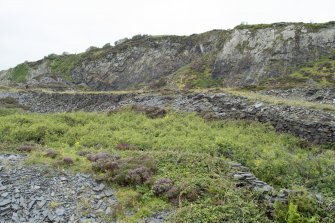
[9,63,30,83]
[0,108,334,222]
[235,21,335,31]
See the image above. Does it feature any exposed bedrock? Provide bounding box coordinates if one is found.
[1,22,335,90]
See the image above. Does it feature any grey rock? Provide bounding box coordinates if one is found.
[0,199,11,207]
[38,199,46,208]
[93,184,105,192]
[12,204,19,210]
[104,189,113,197]
[105,207,111,214]
[60,176,67,181]
[1,192,9,197]
[254,102,264,109]
[255,185,273,193]
[28,200,35,210]
[55,207,65,216]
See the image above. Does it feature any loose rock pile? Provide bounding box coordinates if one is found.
[0,154,117,223]
[0,154,168,223]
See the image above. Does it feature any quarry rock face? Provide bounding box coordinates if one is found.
[212,24,335,86]
[1,22,335,90]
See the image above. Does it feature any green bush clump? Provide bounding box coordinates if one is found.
[49,54,82,81]
[91,154,156,186]
[304,22,335,31]
[274,191,328,223]
[10,63,30,83]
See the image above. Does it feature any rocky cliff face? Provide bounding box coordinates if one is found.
[213,23,335,86]
[70,32,224,90]
[1,22,335,90]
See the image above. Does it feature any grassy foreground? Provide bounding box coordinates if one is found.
[0,108,334,222]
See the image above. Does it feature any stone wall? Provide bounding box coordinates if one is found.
[1,91,334,144]
[261,88,335,104]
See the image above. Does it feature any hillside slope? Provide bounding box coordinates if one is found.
[0,22,335,90]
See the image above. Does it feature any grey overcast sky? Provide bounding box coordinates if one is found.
[0,0,334,70]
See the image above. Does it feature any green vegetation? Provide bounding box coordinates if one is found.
[261,52,335,89]
[274,192,324,223]
[170,54,221,89]
[290,56,335,86]
[49,54,82,81]
[304,21,335,31]
[0,108,334,222]
[9,63,29,83]
[0,97,27,115]
[235,21,335,31]
[235,23,276,30]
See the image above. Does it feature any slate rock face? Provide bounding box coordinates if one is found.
[1,22,334,90]
[212,24,335,86]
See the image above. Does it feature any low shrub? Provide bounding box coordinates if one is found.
[44,149,58,159]
[92,154,156,186]
[63,157,74,165]
[153,178,174,196]
[17,142,37,152]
